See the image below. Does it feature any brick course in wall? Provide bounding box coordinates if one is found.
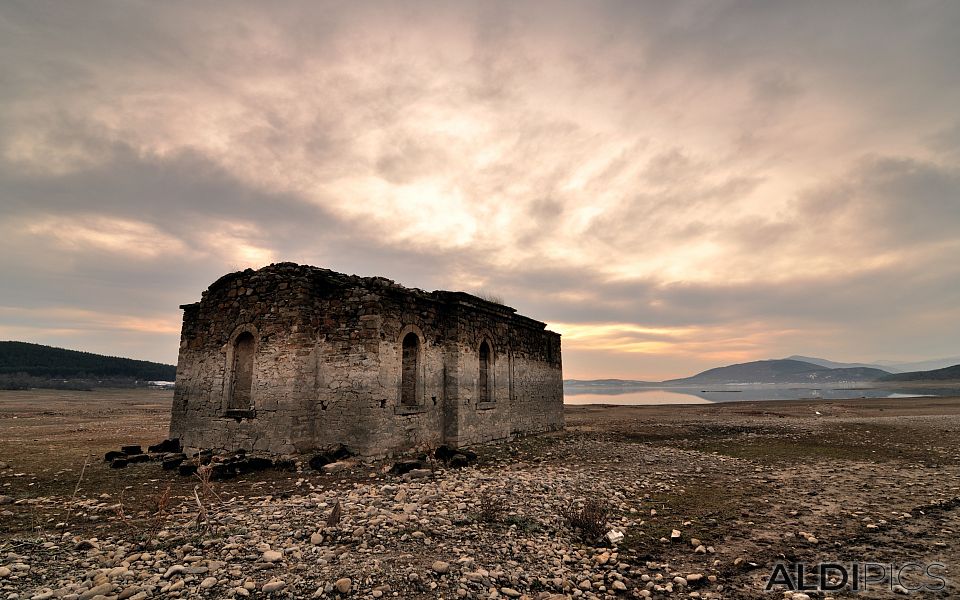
[170,263,563,456]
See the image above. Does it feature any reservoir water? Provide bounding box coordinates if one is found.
[563,385,960,405]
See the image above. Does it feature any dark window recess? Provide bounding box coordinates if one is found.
[230,332,255,411]
[401,332,420,406]
[479,340,492,403]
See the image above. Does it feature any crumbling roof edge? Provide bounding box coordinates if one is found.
[197,262,558,334]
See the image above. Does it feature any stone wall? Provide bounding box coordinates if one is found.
[170,263,563,456]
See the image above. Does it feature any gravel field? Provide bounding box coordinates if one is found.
[1,390,959,599]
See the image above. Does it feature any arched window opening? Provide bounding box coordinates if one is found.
[479,340,493,403]
[401,332,420,406]
[230,331,255,410]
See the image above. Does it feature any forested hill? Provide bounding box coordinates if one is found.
[0,341,176,380]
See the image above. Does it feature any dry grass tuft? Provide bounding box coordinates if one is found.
[560,498,610,543]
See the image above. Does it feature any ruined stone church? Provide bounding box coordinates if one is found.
[169,263,564,456]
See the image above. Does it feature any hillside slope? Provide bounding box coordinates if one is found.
[784,355,887,371]
[0,341,176,381]
[664,359,889,385]
[880,364,960,382]
[874,357,960,373]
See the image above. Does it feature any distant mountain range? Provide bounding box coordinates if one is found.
[0,341,176,389]
[566,355,960,387]
[663,359,890,385]
[785,354,960,374]
[880,364,960,382]
[783,355,885,371]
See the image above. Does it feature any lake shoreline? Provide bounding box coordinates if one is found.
[564,381,960,405]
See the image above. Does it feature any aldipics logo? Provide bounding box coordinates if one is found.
[765,562,947,593]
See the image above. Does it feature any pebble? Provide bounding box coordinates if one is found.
[163,565,185,578]
[323,462,349,474]
[335,577,353,594]
[79,583,115,600]
[262,550,283,562]
[262,580,286,593]
[118,587,141,599]
[432,560,450,574]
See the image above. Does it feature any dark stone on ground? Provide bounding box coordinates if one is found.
[309,444,353,471]
[329,443,352,461]
[110,458,128,469]
[162,456,185,470]
[148,438,181,453]
[389,459,427,475]
[448,453,470,468]
[126,454,151,464]
[193,449,213,465]
[434,444,457,462]
[274,458,296,471]
[434,444,477,466]
[209,463,237,481]
[178,463,198,476]
[121,445,143,455]
[309,453,334,471]
[238,456,273,473]
[104,450,126,462]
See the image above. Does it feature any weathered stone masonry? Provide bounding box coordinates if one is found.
[170,263,564,456]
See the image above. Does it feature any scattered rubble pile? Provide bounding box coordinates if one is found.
[102,441,351,481]
[104,439,483,485]
[104,439,183,471]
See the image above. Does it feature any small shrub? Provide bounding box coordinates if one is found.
[560,498,610,543]
[476,491,503,523]
[192,465,222,532]
[146,483,173,532]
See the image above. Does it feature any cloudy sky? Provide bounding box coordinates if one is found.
[2,1,959,379]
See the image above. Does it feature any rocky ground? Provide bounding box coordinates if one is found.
[1,390,960,599]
